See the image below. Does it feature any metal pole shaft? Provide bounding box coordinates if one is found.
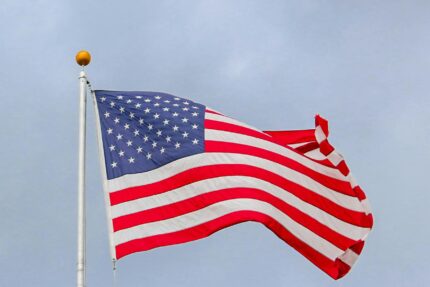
[77,70,87,287]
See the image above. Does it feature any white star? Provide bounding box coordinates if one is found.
[153,113,160,119]
[139,118,144,125]
[135,96,142,99]
[148,124,153,130]
[118,150,125,157]
[143,135,149,142]
[111,161,117,168]
[160,147,165,154]
[114,118,120,124]
[192,106,199,109]
[126,140,133,147]
[119,107,125,113]
[107,128,113,134]
[174,97,180,101]
[116,134,123,140]
[126,99,132,104]
[163,107,170,112]
[156,130,162,137]
[182,117,189,123]
[117,95,123,100]
[175,142,181,149]
[133,129,140,136]
[173,103,179,107]
[163,119,170,125]
[110,101,115,107]
[146,152,152,159]
[172,125,179,132]
[192,124,198,130]
[128,157,135,163]
[144,108,151,114]
[192,139,199,145]
[152,141,157,148]
[109,145,116,151]
[154,102,160,107]
[155,95,161,99]
[144,98,151,103]
[124,123,130,130]
[104,111,110,118]
[164,100,171,103]
[183,101,189,105]
[135,103,141,108]
[182,131,189,138]
[172,112,179,117]
[137,146,143,153]
[129,112,135,119]
[192,112,198,117]
[100,97,106,102]
[166,136,171,142]
[182,107,189,111]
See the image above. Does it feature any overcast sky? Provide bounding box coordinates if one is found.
[1,1,429,286]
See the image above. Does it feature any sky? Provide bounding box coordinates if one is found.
[0,1,429,286]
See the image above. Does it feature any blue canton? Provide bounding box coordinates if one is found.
[95,91,205,180]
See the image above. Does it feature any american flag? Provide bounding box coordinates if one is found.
[93,90,373,279]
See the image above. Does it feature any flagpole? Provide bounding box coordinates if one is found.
[76,50,91,287]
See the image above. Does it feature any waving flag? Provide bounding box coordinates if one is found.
[93,90,373,279]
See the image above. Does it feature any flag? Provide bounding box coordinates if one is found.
[93,90,373,279]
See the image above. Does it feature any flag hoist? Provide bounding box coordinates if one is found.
[75,50,91,287]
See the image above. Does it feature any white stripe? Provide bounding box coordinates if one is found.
[315,126,326,143]
[360,198,372,215]
[112,176,370,240]
[205,112,266,135]
[288,142,312,149]
[327,151,343,166]
[339,248,359,267]
[113,198,345,261]
[107,153,364,212]
[350,175,358,188]
[304,149,326,160]
[205,129,346,180]
[206,107,223,115]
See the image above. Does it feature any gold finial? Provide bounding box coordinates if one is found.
[75,50,91,66]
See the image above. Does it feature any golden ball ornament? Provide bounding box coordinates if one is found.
[75,50,91,66]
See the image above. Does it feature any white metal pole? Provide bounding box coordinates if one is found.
[77,69,87,287]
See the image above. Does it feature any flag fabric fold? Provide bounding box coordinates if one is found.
[93,90,373,279]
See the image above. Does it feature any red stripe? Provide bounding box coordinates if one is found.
[349,240,365,255]
[205,141,355,196]
[113,187,357,249]
[337,161,350,176]
[205,119,271,142]
[319,139,335,156]
[263,129,316,145]
[310,158,338,168]
[354,186,366,201]
[115,210,352,279]
[206,109,223,115]
[286,141,340,170]
[110,164,372,227]
[315,115,329,136]
[293,141,320,154]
